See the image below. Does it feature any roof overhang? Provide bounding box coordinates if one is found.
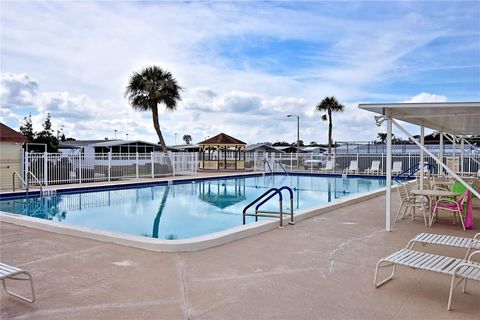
[358,102,480,135]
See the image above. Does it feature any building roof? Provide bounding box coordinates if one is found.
[198,133,246,146]
[359,102,480,135]
[0,123,28,143]
[245,143,284,153]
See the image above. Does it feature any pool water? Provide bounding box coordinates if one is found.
[0,174,387,240]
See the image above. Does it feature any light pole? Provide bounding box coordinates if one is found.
[114,129,118,140]
[174,133,178,145]
[287,114,300,153]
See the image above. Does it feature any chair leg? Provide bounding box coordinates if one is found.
[2,272,35,303]
[447,273,456,311]
[374,260,396,288]
[395,203,404,223]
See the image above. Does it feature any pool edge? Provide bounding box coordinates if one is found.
[0,185,391,252]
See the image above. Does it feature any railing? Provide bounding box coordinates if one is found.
[25,152,198,185]
[242,186,295,227]
[12,171,43,195]
[249,152,480,176]
[394,163,433,183]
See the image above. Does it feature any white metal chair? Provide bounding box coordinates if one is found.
[343,160,358,174]
[364,160,381,175]
[0,262,35,303]
[391,161,403,175]
[394,183,428,225]
[320,160,335,173]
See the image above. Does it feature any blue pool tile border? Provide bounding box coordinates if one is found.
[0,172,403,200]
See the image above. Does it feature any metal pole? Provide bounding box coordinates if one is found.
[439,132,444,175]
[43,150,48,186]
[461,136,464,173]
[385,116,392,232]
[420,125,424,190]
[297,116,300,155]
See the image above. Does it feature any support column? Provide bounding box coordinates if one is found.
[439,132,444,175]
[385,116,392,232]
[420,125,424,190]
[460,136,464,173]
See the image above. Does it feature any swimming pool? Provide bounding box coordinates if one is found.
[0,174,388,240]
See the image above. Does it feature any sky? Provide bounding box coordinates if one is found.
[1,1,479,145]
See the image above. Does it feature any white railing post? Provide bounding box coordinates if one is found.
[151,152,154,178]
[108,152,112,181]
[43,150,48,186]
[79,154,82,184]
[171,152,176,176]
[24,151,28,183]
[195,153,198,173]
[135,152,139,179]
[290,153,293,172]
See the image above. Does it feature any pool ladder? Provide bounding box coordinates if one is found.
[242,186,295,228]
[12,171,43,196]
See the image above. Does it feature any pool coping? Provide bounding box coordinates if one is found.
[0,177,393,252]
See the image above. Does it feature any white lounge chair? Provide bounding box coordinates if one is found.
[391,161,403,175]
[343,160,358,174]
[407,232,480,258]
[364,160,381,175]
[320,160,335,173]
[0,262,35,303]
[374,249,480,310]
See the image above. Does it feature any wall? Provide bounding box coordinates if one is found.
[0,142,23,190]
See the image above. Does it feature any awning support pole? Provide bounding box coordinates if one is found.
[392,120,480,200]
[420,125,424,190]
[439,131,444,175]
[385,116,392,232]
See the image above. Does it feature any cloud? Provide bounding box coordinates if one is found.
[0,73,39,107]
[403,92,448,103]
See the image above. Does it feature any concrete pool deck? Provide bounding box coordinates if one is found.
[1,191,479,319]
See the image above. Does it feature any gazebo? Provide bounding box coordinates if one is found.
[198,133,246,170]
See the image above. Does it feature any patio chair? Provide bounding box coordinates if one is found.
[391,161,403,175]
[0,262,35,303]
[374,248,480,311]
[343,160,358,174]
[430,190,470,230]
[320,160,335,173]
[394,183,428,224]
[364,160,381,175]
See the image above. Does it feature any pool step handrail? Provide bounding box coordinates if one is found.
[264,160,273,174]
[242,186,295,227]
[274,160,289,175]
[12,171,43,196]
[394,163,433,183]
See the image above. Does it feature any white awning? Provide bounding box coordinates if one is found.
[359,102,480,135]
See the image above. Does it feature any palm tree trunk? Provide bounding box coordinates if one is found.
[328,108,333,155]
[151,104,169,154]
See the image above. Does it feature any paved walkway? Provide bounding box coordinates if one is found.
[1,193,479,319]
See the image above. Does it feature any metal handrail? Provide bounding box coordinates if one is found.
[394,163,433,183]
[26,171,43,194]
[275,160,288,175]
[12,171,43,195]
[264,160,273,174]
[12,172,28,195]
[242,186,295,227]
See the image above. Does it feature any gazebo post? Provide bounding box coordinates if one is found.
[217,145,220,170]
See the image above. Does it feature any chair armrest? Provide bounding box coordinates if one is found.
[468,250,480,262]
[473,233,480,241]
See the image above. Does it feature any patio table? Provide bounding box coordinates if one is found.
[410,189,471,229]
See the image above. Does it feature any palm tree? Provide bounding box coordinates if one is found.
[125,66,182,153]
[314,96,345,154]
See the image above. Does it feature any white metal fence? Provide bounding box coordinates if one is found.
[24,152,198,185]
[248,152,480,176]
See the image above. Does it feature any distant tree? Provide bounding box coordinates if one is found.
[35,113,59,152]
[183,134,192,144]
[291,140,304,147]
[309,141,318,146]
[19,113,34,142]
[377,132,387,143]
[272,141,290,146]
[314,96,345,154]
[125,66,182,154]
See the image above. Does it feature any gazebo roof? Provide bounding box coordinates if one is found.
[198,133,246,146]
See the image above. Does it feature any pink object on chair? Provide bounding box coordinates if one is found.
[431,190,470,230]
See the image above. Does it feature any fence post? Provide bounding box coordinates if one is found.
[79,154,82,184]
[151,152,154,178]
[290,153,293,172]
[356,153,359,171]
[136,152,139,179]
[408,153,411,171]
[24,151,28,183]
[44,150,48,186]
[171,152,176,176]
[108,152,112,181]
